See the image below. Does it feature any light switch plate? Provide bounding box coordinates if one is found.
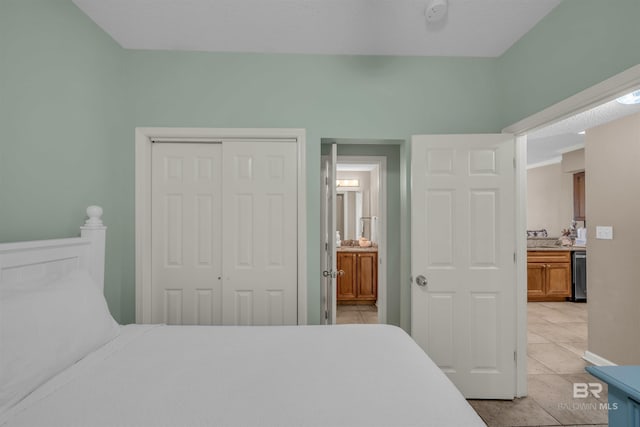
[596,226,613,240]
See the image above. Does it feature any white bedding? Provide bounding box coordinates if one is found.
[1,324,485,427]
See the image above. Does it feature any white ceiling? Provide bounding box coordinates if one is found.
[71,0,639,166]
[72,0,561,57]
[527,97,640,167]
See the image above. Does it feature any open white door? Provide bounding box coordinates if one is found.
[320,144,337,324]
[411,134,516,399]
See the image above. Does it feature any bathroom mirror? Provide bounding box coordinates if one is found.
[336,190,368,240]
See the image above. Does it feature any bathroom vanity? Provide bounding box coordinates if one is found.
[336,248,377,304]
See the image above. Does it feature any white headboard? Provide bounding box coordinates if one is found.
[0,206,107,292]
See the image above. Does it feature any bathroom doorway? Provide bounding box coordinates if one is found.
[334,157,386,324]
[320,144,389,325]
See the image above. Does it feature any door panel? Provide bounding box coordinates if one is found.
[411,134,516,399]
[151,143,223,325]
[320,144,337,324]
[527,264,546,299]
[546,263,571,297]
[222,141,298,325]
[337,253,356,300]
[357,253,377,300]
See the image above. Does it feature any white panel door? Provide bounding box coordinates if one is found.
[222,141,298,325]
[151,143,222,325]
[320,144,337,324]
[411,134,516,399]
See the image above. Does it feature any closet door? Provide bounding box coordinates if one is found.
[151,143,223,325]
[222,141,298,325]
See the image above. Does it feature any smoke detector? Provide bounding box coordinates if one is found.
[425,0,448,23]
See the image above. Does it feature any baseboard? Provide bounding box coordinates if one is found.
[583,350,617,367]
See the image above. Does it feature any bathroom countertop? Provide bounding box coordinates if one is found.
[336,246,378,252]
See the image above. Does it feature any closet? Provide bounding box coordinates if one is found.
[149,140,298,325]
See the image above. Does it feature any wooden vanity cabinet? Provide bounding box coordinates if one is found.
[527,251,571,301]
[337,251,377,303]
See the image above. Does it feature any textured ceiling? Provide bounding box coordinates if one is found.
[527,98,640,167]
[72,0,561,57]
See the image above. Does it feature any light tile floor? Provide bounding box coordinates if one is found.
[469,302,608,427]
[337,302,606,426]
[336,304,378,324]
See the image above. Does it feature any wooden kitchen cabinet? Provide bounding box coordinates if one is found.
[337,250,377,303]
[527,251,571,301]
[573,172,586,221]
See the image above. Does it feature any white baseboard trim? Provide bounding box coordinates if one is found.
[583,351,617,367]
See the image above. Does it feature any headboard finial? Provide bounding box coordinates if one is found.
[85,205,104,227]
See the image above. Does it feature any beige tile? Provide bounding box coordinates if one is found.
[361,311,378,324]
[336,311,362,324]
[358,304,377,312]
[540,309,587,324]
[556,341,588,358]
[528,331,551,344]
[528,356,555,375]
[527,374,608,425]
[468,397,559,427]
[528,343,589,374]
[528,322,587,343]
[337,305,360,312]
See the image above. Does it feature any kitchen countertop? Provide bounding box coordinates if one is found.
[527,246,586,252]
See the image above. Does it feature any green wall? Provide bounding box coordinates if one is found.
[498,0,640,127]
[0,0,132,321]
[1,0,639,325]
[128,51,500,325]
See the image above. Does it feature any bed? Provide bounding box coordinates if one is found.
[0,207,485,427]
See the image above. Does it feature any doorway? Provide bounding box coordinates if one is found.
[506,65,640,397]
[334,158,385,325]
[320,141,392,326]
[521,85,640,392]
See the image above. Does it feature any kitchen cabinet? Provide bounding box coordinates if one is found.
[573,172,586,221]
[527,251,571,301]
[337,250,377,303]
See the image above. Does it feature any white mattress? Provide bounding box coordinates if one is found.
[1,324,485,427]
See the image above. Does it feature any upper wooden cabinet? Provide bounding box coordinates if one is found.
[573,171,586,221]
[337,250,377,303]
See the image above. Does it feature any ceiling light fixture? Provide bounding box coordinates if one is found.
[578,131,586,135]
[425,0,448,23]
[616,90,640,105]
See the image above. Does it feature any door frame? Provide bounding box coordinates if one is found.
[134,127,307,325]
[335,155,387,324]
[505,64,640,397]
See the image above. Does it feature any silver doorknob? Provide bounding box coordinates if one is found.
[415,275,428,287]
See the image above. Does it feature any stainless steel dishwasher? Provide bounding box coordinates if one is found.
[572,251,587,302]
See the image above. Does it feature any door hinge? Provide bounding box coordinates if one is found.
[514,252,517,263]
[513,157,516,169]
[324,310,329,320]
[325,176,329,185]
[514,350,517,362]
[325,242,328,251]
